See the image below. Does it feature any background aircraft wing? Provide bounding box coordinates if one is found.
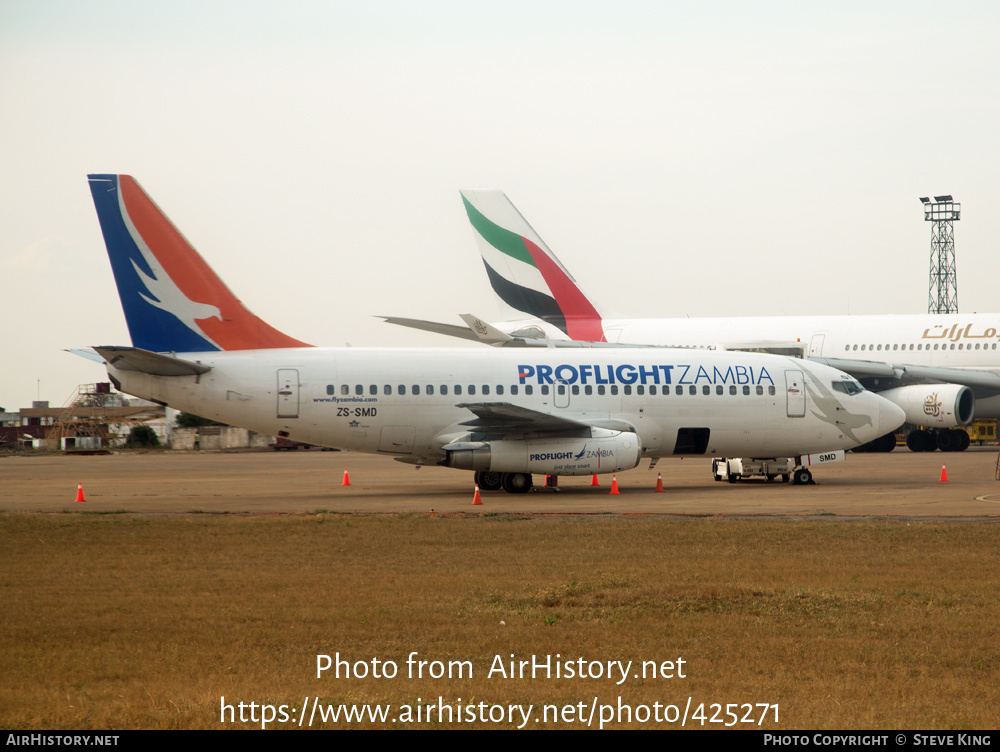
[813,357,1000,398]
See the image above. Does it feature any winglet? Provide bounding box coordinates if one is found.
[88,174,311,353]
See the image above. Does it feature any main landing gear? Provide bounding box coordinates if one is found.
[905,428,970,453]
[475,471,533,494]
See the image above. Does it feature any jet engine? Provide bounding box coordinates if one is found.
[442,430,641,476]
[878,384,974,428]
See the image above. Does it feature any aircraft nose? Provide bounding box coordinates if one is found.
[877,395,906,438]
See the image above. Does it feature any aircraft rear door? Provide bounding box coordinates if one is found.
[277,369,300,419]
[785,369,805,418]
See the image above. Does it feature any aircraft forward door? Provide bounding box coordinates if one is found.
[808,334,826,357]
[785,369,805,418]
[277,369,300,419]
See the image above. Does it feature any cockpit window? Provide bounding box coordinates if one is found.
[831,379,864,395]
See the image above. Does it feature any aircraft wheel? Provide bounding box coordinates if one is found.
[906,430,934,452]
[937,429,962,452]
[475,471,503,492]
[792,468,812,485]
[956,429,971,451]
[502,472,533,494]
[765,474,776,482]
[875,433,897,452]
[781,473,790,483]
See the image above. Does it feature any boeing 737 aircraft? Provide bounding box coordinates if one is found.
[388,190,1000,454]
[84,175,903,492]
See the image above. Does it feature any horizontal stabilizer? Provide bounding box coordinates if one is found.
[93,346,211,376]
[459,313,518,344]
[65,347,107,364]
[377,316,482,342]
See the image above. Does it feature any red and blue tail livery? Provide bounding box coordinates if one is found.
[88,174,310,353]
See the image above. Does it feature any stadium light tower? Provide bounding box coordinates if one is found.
[922,195,960,314]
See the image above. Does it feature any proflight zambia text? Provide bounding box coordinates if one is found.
[516,364,776,386]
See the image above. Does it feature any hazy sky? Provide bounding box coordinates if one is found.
[2,1,998,410]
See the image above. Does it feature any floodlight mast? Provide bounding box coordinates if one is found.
[924,195,960,314]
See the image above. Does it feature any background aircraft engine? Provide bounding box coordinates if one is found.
[444,432,641,476]
[878,384,974,428]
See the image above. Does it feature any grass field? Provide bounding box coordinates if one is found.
[2,511,998,729]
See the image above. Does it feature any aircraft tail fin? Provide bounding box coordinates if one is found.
[87,174,311,353]
[460,190,617,341]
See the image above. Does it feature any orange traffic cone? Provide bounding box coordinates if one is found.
[940,464,949,482]
[472,485,483,505]
[609,474,620,495]
[74,482,86,503]
[655,473,664,493]
[590,474,600,486]
[341,468,351,486]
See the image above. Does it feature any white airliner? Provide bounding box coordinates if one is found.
[85,175,902,492]
[386,190,1000,454]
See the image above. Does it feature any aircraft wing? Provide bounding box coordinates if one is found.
[812,357,1000,398]
[455,402,593,434]
[454,401,636,436]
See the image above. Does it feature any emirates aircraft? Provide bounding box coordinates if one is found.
[387,190,1000,453]
[83,175,902,491]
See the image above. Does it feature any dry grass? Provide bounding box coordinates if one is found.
[1,512,997,729]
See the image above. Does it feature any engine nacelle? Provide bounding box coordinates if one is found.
[878,384,974,428]
[443,430,641,476]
